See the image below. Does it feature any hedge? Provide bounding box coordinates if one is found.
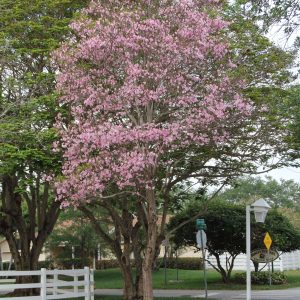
[234,271,288,285]
[1,257,203,271]
[157,257,203,270]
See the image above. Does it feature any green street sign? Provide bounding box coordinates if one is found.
[196,218,206,230]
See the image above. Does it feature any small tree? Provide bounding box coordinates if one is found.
[169,200,300,283]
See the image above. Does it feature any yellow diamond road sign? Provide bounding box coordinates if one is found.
[264,232,272,250]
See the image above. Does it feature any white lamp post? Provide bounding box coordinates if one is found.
[246,199,270,300]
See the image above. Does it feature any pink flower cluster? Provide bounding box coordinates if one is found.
[54,0,253,204]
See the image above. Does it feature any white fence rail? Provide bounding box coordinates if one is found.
[0,267,94,300]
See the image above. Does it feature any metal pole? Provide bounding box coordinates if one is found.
[246,205,251,300]
[200,230,208,299]
[0,247,3,271]
[164,246,167,285]
[176,250,179,281]
[268,250,272,286]
[72,246,75,270]
[98,243,101,261]
[164,246,167,286]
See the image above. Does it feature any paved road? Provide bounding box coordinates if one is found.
[95,288,300,299]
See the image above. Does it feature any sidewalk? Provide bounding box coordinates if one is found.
[95,287,300,299]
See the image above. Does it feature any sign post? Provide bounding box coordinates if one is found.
[263,232,272,286]
[162,239,169,286]
[196,219,208,299]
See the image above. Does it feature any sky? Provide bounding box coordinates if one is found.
[262,167,300,183]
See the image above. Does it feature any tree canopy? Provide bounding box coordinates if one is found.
[0,0,89,288]
[217,176,300,208]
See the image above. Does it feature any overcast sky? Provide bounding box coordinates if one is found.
[262,167,300,183]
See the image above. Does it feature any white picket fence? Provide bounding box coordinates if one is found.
[0,267,94,300]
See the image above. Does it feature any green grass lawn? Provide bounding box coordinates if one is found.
[94,268,300,290]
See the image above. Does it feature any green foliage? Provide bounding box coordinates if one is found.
[168,199,300,282]
[217,176,300,208]
[234,271,288,285]
[217,176,300,231]
[0,0,89,175]
[247,0,300,36]
[283,85,300,158]
[253,210,300,252]
[169,200,300,254]
[0,0,88,53]
[224,2,299,166]
[52,257,93,269]
[0,0,89,273]
[157,257,203,270]
[46,208,110,263]
[225,4,295,87]
[168,201,246,255]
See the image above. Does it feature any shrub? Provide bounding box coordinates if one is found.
[96,259,120,269]
[157,257,203,270]
[38,260,55,269]
[53,258,92,269]
[234,271,287,285]
[1,257,203,271]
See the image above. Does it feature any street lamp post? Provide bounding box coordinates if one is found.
[246,199,271,300]
[196,219,207,299]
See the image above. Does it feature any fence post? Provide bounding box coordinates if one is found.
[84,267,90,300]
[90,269,95,300]
[40,268,47,300]
[74,274,79,295]
[53,270,58,295]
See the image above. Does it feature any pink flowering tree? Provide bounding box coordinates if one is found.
[54,1,281,299]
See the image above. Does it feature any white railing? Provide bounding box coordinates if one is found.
[0,267,94,300]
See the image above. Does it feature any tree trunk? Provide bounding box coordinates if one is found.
[142,188,157,300]
[114,243,143,300]
[7,249,41,296]
[132,223,143,300]
[135,271,143,300]
[1,174,60,297]
[122,266,135,300]
[142,265,153,300]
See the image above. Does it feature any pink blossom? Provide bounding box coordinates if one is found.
[53,0,255,204]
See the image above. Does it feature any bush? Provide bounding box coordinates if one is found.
[38,260,55,269]
[234,271,287,285]
[157,257,203,270]
[53,258,92,269]
[1,257,203,271]
[96,259,120,269]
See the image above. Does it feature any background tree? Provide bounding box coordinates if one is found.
[0,0,88,293]
[218,176,300,208]
[217,176,300,229]
[46,208,110,268]
[54,1,295,299]
[246,0,300,39]
[283,85,300,159]
[168,200,300,283]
